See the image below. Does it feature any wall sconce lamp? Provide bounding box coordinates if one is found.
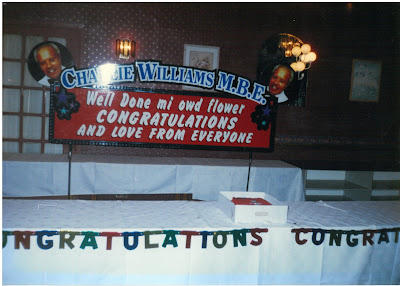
[115,38,135,59]
[290,43,317,80]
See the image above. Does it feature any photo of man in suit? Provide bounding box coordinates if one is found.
[34,42,64,86]
[28,41,74,87]
[267,64,294,103]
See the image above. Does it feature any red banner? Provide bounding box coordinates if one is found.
[50,86,276,151]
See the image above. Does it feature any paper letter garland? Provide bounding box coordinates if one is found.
[3,228,268,250]
[3,227,399,250]
[291,227,400,247]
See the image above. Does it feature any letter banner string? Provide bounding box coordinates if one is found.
[3,228,269,250]
[291,227,400,247]
[3,227,400,250]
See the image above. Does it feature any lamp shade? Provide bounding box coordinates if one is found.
[116,38,135,59]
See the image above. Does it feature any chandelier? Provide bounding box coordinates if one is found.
[278,33,317,80]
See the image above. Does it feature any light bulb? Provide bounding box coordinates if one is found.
[301,44,311,54]
[296,61,306,72]
[292,46,301,57]
[305,52,317,62]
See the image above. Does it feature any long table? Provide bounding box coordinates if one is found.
[3,154,305,201]
[3,199,400,285]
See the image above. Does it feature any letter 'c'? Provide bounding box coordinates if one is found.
[292,229,312,245]
[61,67,77,89]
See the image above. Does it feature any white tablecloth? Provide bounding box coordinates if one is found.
[2,154,305,201]
[3,199,400,285]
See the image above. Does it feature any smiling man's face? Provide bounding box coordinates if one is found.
[268,66,291,96]
[36,45,62,79]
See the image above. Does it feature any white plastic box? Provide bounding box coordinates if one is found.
[217,191,288,223]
